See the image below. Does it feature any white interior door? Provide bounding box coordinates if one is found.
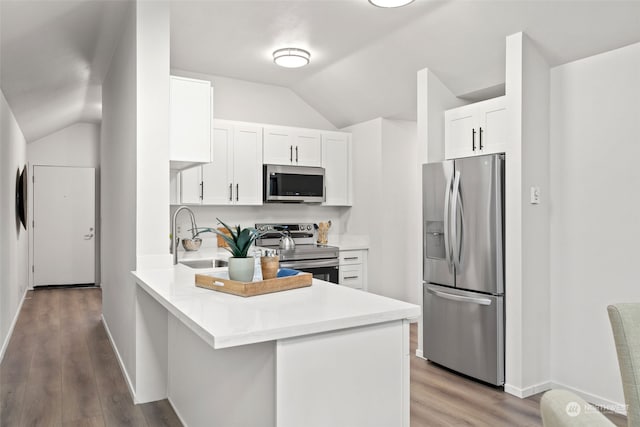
[33,166,95,286]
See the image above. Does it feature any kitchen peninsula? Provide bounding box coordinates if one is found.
[131,264,419,427]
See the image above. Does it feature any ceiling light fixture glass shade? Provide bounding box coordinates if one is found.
[273,48,311,68]
[368,0,415,7]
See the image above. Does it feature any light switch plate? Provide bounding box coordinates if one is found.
[530,186,541,204]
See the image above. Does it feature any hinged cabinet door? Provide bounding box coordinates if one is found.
[202,123,233,205]
[263,127,294,165]
[169,76,212,163]
[294,131,322,167]
[477,96,507,155]
[180,166,202,204]
[445,104,477,159]
[233,125,263,205]
[322,132,350,206]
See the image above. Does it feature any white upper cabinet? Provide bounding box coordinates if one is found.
[180,120,263,206]
[179,166,203,204]
[232,124,263,205]
[169,76,213,170]
[322,132,351,206]
[202,123,233,205]
[263,127,322,167]
[444,96,507,159]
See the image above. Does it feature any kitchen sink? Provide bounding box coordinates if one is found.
[179,259,228,269]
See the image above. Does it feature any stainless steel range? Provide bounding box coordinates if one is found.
[255,223,339,284]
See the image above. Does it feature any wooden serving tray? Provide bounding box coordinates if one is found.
[195,272,313,297]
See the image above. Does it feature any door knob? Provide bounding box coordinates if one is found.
[84,234,94,240]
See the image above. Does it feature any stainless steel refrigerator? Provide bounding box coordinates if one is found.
[422,153,505,386]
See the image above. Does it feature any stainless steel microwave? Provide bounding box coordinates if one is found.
[263,164,325,203]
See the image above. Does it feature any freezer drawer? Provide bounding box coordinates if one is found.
[423,283,504,385]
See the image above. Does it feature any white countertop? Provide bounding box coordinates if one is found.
[132,265,419,350]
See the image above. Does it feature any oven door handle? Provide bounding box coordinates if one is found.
[280,259,339,269]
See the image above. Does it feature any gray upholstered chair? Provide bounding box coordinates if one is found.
[540,304,640,426]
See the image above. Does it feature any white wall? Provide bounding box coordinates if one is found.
[503,32,552,398]
[381,119,420,305]
[28,123,100,167]
[101,1,170,400]
[341,118,418,302]
[171,69,336,130]
[136,1,170,270]
[100,2,138,392]
[27,123,101,287]
[0,89,29,359]
[549,41,640,408]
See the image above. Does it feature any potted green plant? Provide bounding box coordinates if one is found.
[211,218,261,281]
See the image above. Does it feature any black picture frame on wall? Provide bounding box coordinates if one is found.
[16,165,27,230]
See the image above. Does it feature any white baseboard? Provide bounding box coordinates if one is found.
[415,349,425,359]
[504,381,552,398]
[101,314,137,403]
[168,397,189,427]
[0,288,28,363]
[548,381,627,416]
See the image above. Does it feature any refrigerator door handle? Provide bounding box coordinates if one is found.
[450,170,464,270]
[427,287,492,306]
[443,171,453,272]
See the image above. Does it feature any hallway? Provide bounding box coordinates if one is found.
[0,288,181,426]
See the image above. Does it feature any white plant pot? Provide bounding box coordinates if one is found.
[228,257,255,282]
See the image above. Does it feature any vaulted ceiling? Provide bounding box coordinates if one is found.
[2,1,640,142]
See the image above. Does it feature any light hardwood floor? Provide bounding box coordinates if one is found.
[0,288,628,426]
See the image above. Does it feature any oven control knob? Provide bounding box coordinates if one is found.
[307,225,312,230]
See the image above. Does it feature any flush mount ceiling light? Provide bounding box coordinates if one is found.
[368,0,415,7]
[273,48,311,68]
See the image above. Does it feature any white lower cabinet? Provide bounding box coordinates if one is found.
[339,250,368,291]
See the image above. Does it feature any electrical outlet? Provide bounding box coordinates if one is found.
[177,225,182,235]
[530,186,541,204]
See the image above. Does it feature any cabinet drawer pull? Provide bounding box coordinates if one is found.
[200,182,204,200]
[479,126,483,150]
[343,256,359,261]
[229,183,233,201]
[236,184,239,201]
[344,276,359,280]
[295,146,299,163]
[290,145,293,162]
[471,128,476,151]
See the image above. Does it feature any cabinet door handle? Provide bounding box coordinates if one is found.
[479,126,483,150]
[344,276,359,280]
[200,182,204,200]
[290,145,293,162]
[343,257,359,261]
[229,183,233,202]
[471,128,476,151]
[295,146,299,163]
[236,184,239,201]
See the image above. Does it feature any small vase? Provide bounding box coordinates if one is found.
[261,255,279,280]
[228,257,255,282]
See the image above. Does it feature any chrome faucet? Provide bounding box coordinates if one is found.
[171,206,198,265]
